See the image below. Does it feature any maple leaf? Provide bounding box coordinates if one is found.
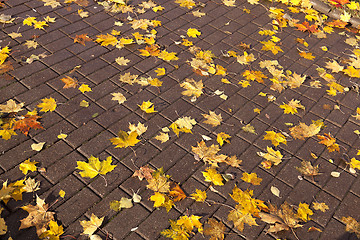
[242,172,262,185]
[19,196,55,236]
[8,32,22,39]
[350,158,360,171]
[280,99,305,114]
[133,165,155,181]
[158,50,179,61]
[24,40,38,49]
[263,131,287,147]
[19,159,38,175]
[150,192,166,207]
[203,111,222,127]
[76,156,116,178]
[23,17,37,26]
[95,34,118,46]
[342,216,360,238]
[175,0,196,8]
[39,220,64,240]
[224,155,242,168]
[204,218,226,240]
[228,205,258,231]
[78,84,91,93]
[237,51,256,65]
[284,72,306,88]
[180,78,204,98]
[243,70,268,83]
[317,133,340,152]
[329,0,349,6]
[325,60,344,73]
[295,21,319,33]
[343,66,360,78]
[128,122,147,136]
[296,160,320,177]
[202,168,224,186]
[298,49,315,60]
[223,0,236,6]
[74,34,92,46]
[192,10,206,17]
[312,202,329,212]
[0,99,24,113]
[0,124,17,140]
[187,28,201,38]
[290,120,323,140]
[37,97,56,112]
[13,114,43,135]
[110,130,140,148]
[190,189,207,202]
[260,40,283,55]
[216,132,231,146]
[146,168,170,192]
[138,100,157,113]
[154,132,169,143]
[115,57,130,66]
[192,141,227,167]
[77,9,89,18]
[258,146,283,168]
[111,92,126,104]
[80,213,103,237]
[60,76,78,88]
[23,177,41,193]
[297,202,313,222]
[259,202,302,233]
[169,184,186,202]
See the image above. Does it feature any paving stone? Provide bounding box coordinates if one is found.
[56,187,101,227]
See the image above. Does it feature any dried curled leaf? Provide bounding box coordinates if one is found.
[296,160,320,177]
[342,216,360,238]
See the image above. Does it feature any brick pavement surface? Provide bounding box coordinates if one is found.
[1,0,360,239]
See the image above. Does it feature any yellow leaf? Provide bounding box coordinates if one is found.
[261,40,283,55]
[182,38,193,46]
[78,9,89,18]
[78,84,92,93]
[192,10,206,17]
[31,142,45,151]
[180,78,203,98]
[152,5,164,12]
[154,67,166,76]
[254,108,261,114]
[154,132,169,143]
[279,99,305,114]
[59,190,65,198]
[202,168,224,185]
[187,28,201,38]
[33,21,48,30]
[80,213,104,236]
[43,16,56,23]
[259,146,283,167]
[23,17,37,26]
[148,78,163,87]
[312,202,329,212]
[128,122,147,136]
[0,46,11,65]
[325,60,344,73]
[0,127,16,140]
[350,157,360,170]
[191,189,207,202]
[241,172,262,185]
[76,156,116,178]
[138,100,157,113]
[115,57,130,66]
[297,202,313,222]
[298,49,315,60]
[8,32,22,39]
[24,40,38,49]
[37,97,57,112]
[237,51,255,65]
[158,50,178,61]
[203,111,222,127]
[79,100,89,107]
[343,66,360,78]
[223,0,236,6]
[110,130,140,148]
[19,159,38,175]
[216,132,231,146]
[111,92,126,104]
[263,131,287,146]
[95,34,118,46]
[175,0,196,8]
[117,38,134,48]
[150,192,166,208]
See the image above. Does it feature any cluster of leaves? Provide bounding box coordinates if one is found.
[0,98,57,140]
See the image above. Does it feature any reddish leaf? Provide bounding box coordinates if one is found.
[74,34,92,46]
[329,0,349,7]
[13,114,43,135]
[327,19,348,28]
[295,21,319,33]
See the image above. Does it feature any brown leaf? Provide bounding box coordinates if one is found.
[74,34,92,46]
[204,218,226,240]
[60,76,78,88]
[13,114,43,135]
[168,184,186,202]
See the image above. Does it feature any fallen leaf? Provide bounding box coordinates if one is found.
[138,100,157,113]
[111,92,126,104]
[31,142,45,151]
[19,159,38,174]
[78,9,89,18]
[204,218,226,240]
[263,131,287,146]
[80,213,103,237]
[61,76,78,88]
[74,34,92,46]
[203,111,222,127]
[110,130,140,148]
[312,202,329,212]
[241,172,262,185]
[270,186,280,197]
[76,156,116,178]
[202,168,224,186]
[154,132,169,143]
[187,28,201,38]
[24,40,38,49]
[37,97,57,112]
[115,57,130,66]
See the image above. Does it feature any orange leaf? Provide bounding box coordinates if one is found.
[169,184,186,202]
[61,76,78,88]
[317,133,340,152]
[295,21,319,33]
[13,114,43,135]
[74,34,92,46]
